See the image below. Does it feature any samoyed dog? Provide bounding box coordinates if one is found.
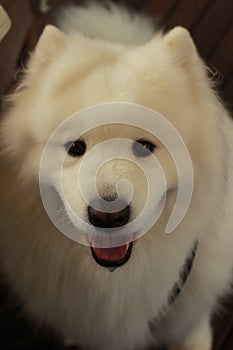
[0,2,232,350]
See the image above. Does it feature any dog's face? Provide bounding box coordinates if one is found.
[1,26,220,269]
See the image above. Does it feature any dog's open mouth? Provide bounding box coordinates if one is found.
[91,242,133,268]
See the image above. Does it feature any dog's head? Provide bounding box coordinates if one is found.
[1,26,222,269]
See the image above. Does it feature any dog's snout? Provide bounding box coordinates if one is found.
[88,204,130,228]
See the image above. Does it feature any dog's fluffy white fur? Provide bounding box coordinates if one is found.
[0,2,233,350]
[57,2,155,44]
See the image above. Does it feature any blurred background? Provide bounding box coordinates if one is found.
[0,0,232,349]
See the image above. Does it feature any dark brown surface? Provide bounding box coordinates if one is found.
[0,0,33,97]
[0,0,232,349]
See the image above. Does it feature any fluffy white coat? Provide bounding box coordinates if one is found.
[0,3,233,350]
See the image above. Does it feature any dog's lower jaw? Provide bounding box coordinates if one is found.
[168,314,212,350]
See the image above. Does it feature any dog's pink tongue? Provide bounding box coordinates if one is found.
[93,244,128,261]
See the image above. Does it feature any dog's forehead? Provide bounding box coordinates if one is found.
[82,123,157,142]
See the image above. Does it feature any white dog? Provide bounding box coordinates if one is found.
[0,2,232,350]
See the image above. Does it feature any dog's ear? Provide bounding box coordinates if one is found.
[163,27,199,68]
[33,25,66,64]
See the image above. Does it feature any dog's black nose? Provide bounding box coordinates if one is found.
[88,204,130,228]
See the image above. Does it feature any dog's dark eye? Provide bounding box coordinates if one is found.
[132,140,155,157]
[65,140,86,157]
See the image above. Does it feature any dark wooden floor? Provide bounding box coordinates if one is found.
[0,0,232,349]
